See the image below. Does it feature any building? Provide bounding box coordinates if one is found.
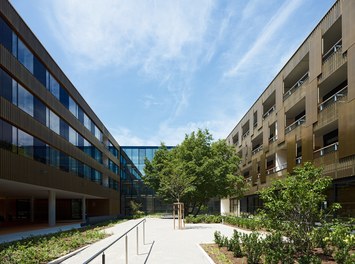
[0,0,123,227]
[222,0,355,217]
[122,146,174,214]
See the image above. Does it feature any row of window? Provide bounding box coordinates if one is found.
[0,67,104,164]
[0,118,118,190]
[0,16,103,143]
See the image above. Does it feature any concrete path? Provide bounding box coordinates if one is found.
[57,218,250,264]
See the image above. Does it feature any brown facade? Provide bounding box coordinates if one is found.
[0,0,121,228]
[226,0,355,217]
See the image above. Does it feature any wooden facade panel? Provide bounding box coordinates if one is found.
[305,78,318,127]
[348,46,355,101]
[275,75,283,113]
[277,108,285,143]
[309,29,322,81]
[343,0,355,52]
[286,135,296,173]
[301,126,313,162]
[260,153,266,184]
[339,99,355,159]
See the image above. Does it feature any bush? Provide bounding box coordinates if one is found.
[214,231,228,248]
[241,232,263,264]
[263,232,295,264]
[228,230,243,258]
[329,222,355,264]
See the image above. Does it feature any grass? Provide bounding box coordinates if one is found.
[0,219,125,264]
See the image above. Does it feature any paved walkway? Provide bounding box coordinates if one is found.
[56,218,249,264]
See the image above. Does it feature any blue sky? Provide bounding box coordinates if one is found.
[10,0,335,146]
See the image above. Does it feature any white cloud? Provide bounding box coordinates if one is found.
[225,0,304,77]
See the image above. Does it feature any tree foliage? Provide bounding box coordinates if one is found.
[143,129,245,215]
[259,162,338,256]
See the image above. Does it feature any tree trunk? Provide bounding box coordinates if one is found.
[193,203,202,217]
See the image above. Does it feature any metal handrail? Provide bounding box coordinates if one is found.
[296,156,302,164]
[252,145,263,155]
[266,163,287,175]
[283,72,309,100]
[285,115,306,134]
[318,86,348,111]
[314,142,338,157]
[263,105,276,119]
[269,135,278,143]
[242,130,250,139]
[322,39,342,62]
[83,218,147,264]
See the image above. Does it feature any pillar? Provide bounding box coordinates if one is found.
[82,197,86,223]
[48,190,56,227]
[30,196,34,223]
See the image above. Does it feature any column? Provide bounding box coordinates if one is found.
[82,197,86,223]
[48,190,56,227]
[30,196,34,223]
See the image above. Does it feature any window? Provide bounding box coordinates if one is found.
[17,38,34,73]
[34,97,47,125]
[0,68,12,101]
[60,119,69,141]
[0,119,14,151]
[84,113,91,131]
[49,110,60,135]
[48,74,60,100]
[17,129,33,159]
[69,126,78,146]
[0,17,12,52]
[59,87,69,109]
[17,84,34,117]
[33,138,47,164]
[69,96,78,118]
[33,57,47,87]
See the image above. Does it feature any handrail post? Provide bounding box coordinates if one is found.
[136,226,139,255]
[125,235,128,264]
[143,220,146,244]
[102,252,105,264]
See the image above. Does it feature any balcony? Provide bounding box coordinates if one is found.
[262,105,276,119]
[318,86,348,112]
[285,115,306,134]
[320,39,347,82]
[242,130,250,140]
[313,142,338,159]
[296,156,302,165]
[266,163,287,175]
[283,72,309,101]
[252,145,263,156]
[269,135,278,143]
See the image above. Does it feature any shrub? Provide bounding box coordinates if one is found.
[329,222,355,264]
[241,232,263,264]
[228,230,243,258]
[263,232,295,264]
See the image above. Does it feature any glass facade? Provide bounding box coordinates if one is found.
[122,146,174,175]
[0,16,104,144]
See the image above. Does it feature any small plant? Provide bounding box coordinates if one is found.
[228,230,243,258]
[329,222,355,264]
[241,232,263,264]
[298,254,321,264]
[263,231,295,264]
[130,200,144,219]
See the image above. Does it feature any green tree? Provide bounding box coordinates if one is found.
[143,129,245,215]
[259,162,338,257]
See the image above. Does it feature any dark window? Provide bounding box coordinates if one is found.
[33,97,47,125]
[0,119,13,151]
[0,16,13,52]
[33,57,47,87]
[77,160,84,178]
[60,87,69,109]
[78,106,84,124]
[323,129,338,146]
[60,152,69,172]
[33,138,47,164]
[0,68,12,101]
[60,119,69,141]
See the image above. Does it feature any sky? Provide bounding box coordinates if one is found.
[10,0,336,146]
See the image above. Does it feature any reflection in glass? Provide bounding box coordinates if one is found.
[17,39,33,73]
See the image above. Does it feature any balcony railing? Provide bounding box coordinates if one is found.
[318,86,348,111]
[242,130,250,139]
[263,105,276,119]
[314,142,338,158]
[283,72,309,100]
[269,134,278,143]
[253,122,258,128]
[252,145,263,155]
[296,156,302,165]
[266,163,287,175]
[285,115,306,134]
[322,39,342,62]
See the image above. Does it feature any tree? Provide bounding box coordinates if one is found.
[143,129,245,215]
[259,162,338,257]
